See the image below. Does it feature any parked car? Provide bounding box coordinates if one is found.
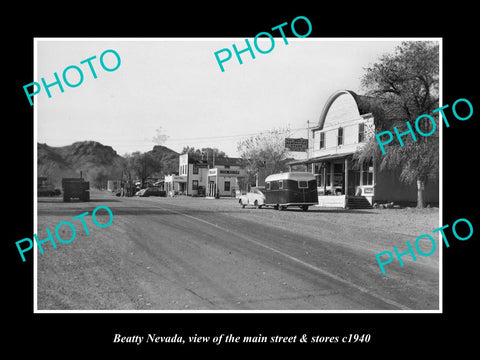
[37,185,61,197]
[135,186,166,197]
[238,187,266,208]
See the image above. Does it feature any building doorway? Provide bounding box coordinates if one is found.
[333,162,344,195]
[179,182,186,194]
[208,181,217,197]
[348,170,360,195]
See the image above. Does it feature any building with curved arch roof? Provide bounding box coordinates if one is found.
[290,89,439,208]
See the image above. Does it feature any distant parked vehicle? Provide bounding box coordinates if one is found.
[238,187,266,208]
[135,186,166,197]
[37,184,61,197]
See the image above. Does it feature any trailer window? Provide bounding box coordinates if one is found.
[266,182,270,190]
[279,180,283,189]
[298,180,308,189]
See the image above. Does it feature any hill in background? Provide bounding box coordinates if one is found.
[147,145,180,176]
[38,141,179,188]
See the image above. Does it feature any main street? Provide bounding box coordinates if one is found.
[36,192,439,311]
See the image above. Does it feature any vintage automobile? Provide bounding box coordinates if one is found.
[238,187,266,208]
[264,172,318,211]
[135,186,166,197]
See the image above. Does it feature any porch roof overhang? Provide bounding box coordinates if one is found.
[287,152,354,166]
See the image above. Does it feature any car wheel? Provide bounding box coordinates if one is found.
[254,200,260,209]
[239,199,245,208]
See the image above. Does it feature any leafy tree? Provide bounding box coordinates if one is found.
[91,169,109,189]
[355,41,439,208]
[181,146,201,156]
[181,146,226,159]
[124,151,162,188]
[237,127,292,186]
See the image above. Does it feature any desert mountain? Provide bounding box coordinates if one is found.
[147,145,179,175]
[38,141,179,188]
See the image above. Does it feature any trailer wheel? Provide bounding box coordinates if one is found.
[301,205,309,211]
[279,205,286,211]
[274,204,279,210]
[63,193,70,202]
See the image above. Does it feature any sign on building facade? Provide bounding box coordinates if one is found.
[285,138,309,152]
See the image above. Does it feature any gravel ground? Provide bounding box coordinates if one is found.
[35,191,439,311]
[164,195,440,255]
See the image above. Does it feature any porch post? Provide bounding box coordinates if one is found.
[330,162,334,190]
[344,157,349,195]
[323,162,327,195]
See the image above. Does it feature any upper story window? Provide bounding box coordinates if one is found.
[319,132,325,149]
[358,122,365,143]
[338,127,343,146]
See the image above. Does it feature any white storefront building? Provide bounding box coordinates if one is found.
[165,153,246,197]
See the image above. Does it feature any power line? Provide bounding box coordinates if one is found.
[39,126,309,144]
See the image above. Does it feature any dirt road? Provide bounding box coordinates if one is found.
[36,191,439,311]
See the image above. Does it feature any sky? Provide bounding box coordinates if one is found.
[36,38,404,158]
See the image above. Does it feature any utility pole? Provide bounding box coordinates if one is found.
[306,120,310,161]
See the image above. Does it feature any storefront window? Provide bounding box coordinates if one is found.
[362,160,374,186]
[224,181,230,192]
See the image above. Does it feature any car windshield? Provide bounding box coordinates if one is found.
[251,188,264,195]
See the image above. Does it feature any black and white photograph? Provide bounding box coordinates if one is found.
[6,6,478,355]
[32,38,441,312]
